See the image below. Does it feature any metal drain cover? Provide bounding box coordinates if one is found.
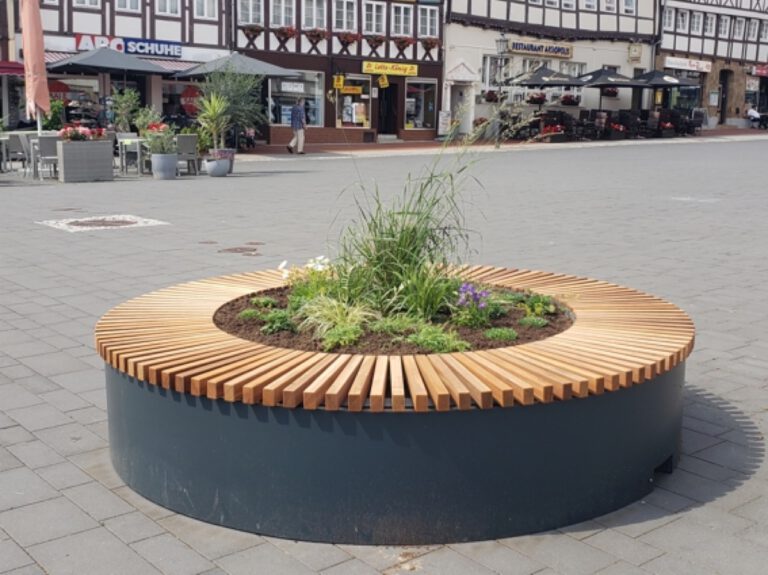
[36,214,170,232]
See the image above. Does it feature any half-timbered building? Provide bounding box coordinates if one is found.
[659,0,768,125]
[444,0,659,132]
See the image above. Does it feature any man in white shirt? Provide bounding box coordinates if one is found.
[746,105,761,128]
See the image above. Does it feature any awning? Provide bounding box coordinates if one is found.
[174,52,295,78]
[141,58,199,72]
[0,60,25,75]
[47,47,167,75]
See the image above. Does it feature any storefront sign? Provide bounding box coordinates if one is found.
[746,77,760,91]
[664,56,712,73]
[281,82,305,93]
[180,85,201,115]
[333,75,345,89]
[362,61,418,76]
[75,34,182,58]
[752,64,768,77]
[509,41,572,59]
[340,86,363,95]
[378,74,389,88]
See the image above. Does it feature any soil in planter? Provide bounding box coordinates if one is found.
[214,286,574,355]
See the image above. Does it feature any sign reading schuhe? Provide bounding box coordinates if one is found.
[509,41,573,59]
[75,34,183,58]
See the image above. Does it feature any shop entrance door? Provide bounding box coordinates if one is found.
[719,70,731,124]
[378,84,398,134]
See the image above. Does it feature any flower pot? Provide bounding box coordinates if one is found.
[151,153,177,180]
[607,131,626,140]
[57,140,114,183]
[205,158,230,177]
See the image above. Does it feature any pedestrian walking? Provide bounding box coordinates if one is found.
[287,97,306,154]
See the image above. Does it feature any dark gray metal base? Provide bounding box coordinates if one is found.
[106,364,684,544]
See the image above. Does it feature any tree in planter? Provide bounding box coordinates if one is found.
[133,106,163,136]
[43,99,66,131]
[196,93,233,176]
[111,89,140,132]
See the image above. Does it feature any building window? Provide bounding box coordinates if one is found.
[560,61,586,77]
[733,17,745,40]
[405,79,436,129]
[747,19,759,41]
[239,0,263,24]
[391,4,413,36]
[195,0,217,19]
[690,12,702,35]
[622,0,635,15]
[761,21,768,41]
[482,55,508,88]
[529,0,543,5]
[718,16,730,38]
[676,10,688,33]
[582,0,596,11]
[336,75,371,128]
[418,6,438,37]
[270,0,294,26]
[363,2,385,34]
[704,13,715,36]
[157,0,180,16]
[334,0,356,31]
[562,0,575,9]
[268,72,324,127]
[303,0,325,28]
[545,0,559,7]
[73,0,100,7]
[42,0,59,4]
[663,8,674,32]
[603,0,616,14]
[116,0,140,11]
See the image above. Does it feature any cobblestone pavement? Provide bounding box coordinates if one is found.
[1,134,767,574]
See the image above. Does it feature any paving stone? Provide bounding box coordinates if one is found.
[79,388,107,410]
[0,384,42,411]
[39,389,90,412]
[67,448,124,489]
[558,519,606,540]
[67,406,107,426]
[0,468,58,512]
[654,469,729,504]
[33,423,106,457]
[681,428,724,454]
[158,514,264,560]
[2,565,47,575]
[682,503,755,534]
[583,529,664,566]
[131,533,214,575]
[50,369,105,394]
[266,537,352,571]
[640,487,695,513]
[336,544,439,571]
[640,553,717,575]
[63,481,134,521]
[320,558,380,575]
[592,500,679,539]
[18,352,94,378]
[693,441,758,475]
[113,485,175,521]
[448,540,545,574]
[677,454,742,482]
[0,539,34,572]
[5,404,72,432]
[0,446,22,472]
[104,511,166,544]
[215,542,314,575]
[85,419,110,441]
[2,342,59,360]
[594,561,647,575]
[0,365,35,380]
[14,375,59,395]
[0,413,15,429]
[0,496,98,546]
[0,427,35,447]
[35,461,92,490]
[386,546,496,575]
[501,531,616,575]
[28,527,162,575]
[7,441,66,469]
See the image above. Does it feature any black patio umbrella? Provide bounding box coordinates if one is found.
[47,47,167,76]
[506,66,584,88]
[174,52,295,79]
[634,70,699,88]
[576,68,646,109]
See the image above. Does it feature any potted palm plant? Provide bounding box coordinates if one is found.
[145,122,178,180]
[196,93,232,177]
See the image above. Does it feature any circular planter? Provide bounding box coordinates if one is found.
[97,267,695,545]
[150,153,177,180]
[204,158,229,177]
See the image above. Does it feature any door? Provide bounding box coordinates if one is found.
[377,83,398,134]
[719,70,731,124]
[450,84,472,134]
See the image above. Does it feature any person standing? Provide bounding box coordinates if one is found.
[287,97,306,154]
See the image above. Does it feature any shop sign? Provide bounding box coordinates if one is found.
[664,56,712,73]
[378,74,389,88]
[75,33,182,58]
[746,77,760,91]
[281,81,305,93]
[340,86,363,94]
[509,41,572,59]
[180,85,201,115]
[752,64,768,77]
[362,61,418,76]
[333,74,345,89]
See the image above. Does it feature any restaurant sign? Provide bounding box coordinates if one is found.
[75,34,183,58]
[664,56,712,73]
[509,41,572,59]
[362,61,418,76]
[752,64,768,77]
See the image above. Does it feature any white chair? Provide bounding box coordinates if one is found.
[36,135,60,180]
[116,132,141,174]
[6,133,30,174]
[175,134,199,175]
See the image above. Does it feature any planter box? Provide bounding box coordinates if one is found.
[57,140,114,183]
[659,129,676,138]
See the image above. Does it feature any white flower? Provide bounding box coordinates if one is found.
[306,255,330,272]
[278,260,289,279]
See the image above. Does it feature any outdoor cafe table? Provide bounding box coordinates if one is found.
[118,137,146,175]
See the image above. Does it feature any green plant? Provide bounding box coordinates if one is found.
[322,324,363,351]
[386,266,459,320]
[369,315,423,335]
[519,294,556,317]
[111,88,140,132]
[484,327,518,342]
[518,316,549,328]
[250,296,278,308]
[260,309,296,334]
[180,125,212,154]
[144,122,177,154]
[452,282,492,328]
[43,99,65,131]
[199,66,266,146]
[238,309,262,321]
[298,296,377,340]
[134,106,163,135]
[405,325,470,353]
[196,93,232,149]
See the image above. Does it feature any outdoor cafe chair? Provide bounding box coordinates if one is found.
[35,135,60,180]
[175,134,199,175]
[6,133,30,175]
[116,132,142,174]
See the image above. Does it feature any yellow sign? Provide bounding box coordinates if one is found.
[333,74,345,89]
[362,61,418,76]
[378,74,389,89]
[340,86,363,95]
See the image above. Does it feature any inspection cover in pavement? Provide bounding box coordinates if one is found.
[36,214,170,232]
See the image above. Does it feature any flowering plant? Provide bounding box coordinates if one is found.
[660,121,674,129]
[336,31,361,45]
[542,124,564,135]
[527,92,547,104]
[144,122,177,154]
[484,90,499,103]
[560,94,580,106]
[58,125,104,141]
[393,36,416,51]
[452,283,492,328]
[473,117,489,128]
[365,35,385,49]
[610,123,626,132]
[275,26,298,40]
[420,37,440,51]
[304,28,329,42]
[601,86,619,97]
[240,24,264,38]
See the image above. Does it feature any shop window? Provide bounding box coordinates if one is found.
[269,72,325,127]
[718,16,730,38]
[117,0,140,11]
[704,14,715,36]
[663,8,674,32]
[418,6,438,37]
[239,0,263,25]
[622,0,635,16]
[604,0,616,14]
[270,0,294,26]
[404,81,436,130]
[335,76,371,128]
[733,18,745,40]
[562,0,575,9]
[691,12,702,35]
[391,4,413,36]
[676,10,688,33]
[194,0,217,19]
[157,0,180,16]
[582,0,596,11]
[523,58,551,73]
[334,0,356,31]
[482,55,509,88]
[73,0,100,7]
[303,0,325,28]
[363,2,386,35]
[747,19,759,41]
